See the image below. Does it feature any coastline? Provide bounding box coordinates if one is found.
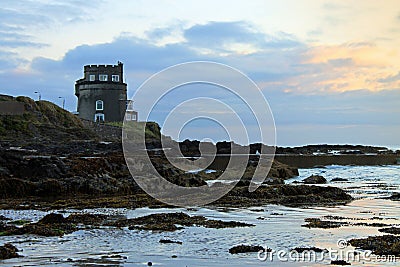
[1,96,399,265]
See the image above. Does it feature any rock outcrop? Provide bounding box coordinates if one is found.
[302,175,327,184]
[229,244,267,254]
[0,243,20,260]
[349,235,400,256]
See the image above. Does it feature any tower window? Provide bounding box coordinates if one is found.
[96,100,104,111]
[89,74,95,81]
[99,74,108,81]
[126,101,134,110]
[112,75,119,82]
[95,113,105,122]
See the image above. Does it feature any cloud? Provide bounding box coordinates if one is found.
[378,72,400,83]
[0,33,47,48]
[270,89,400,126]
[0,1,98,26]
[145,23,185,45]
[0,19,399,146]
[184,21,301,54]
[322,2,348,10]
[31,36,201,75]
[293,42,400,93]
[184,21,263,46]
[2,21,398,102]
[2,21,398,108]
[327,58,354,67]
[0,50,27,70]
[0,1,101,52]
[0,7,51,28]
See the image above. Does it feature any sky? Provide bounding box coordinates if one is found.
[0,0,399,147]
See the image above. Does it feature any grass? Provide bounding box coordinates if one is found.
[121,121,161,141]
[0,95,163,142]
[0,96,90,141]
[8,219,31,225]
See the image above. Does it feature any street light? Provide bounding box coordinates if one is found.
[34,91,41,101]
[58,96,65,109]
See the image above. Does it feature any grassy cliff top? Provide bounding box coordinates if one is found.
[107,120,161,141]
[0,95,94,142]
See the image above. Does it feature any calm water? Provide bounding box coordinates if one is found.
[1,165,400,266]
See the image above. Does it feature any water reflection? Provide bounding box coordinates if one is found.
[1,165,400,266]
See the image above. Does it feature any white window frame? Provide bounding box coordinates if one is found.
[112,75,119,82]
[94,113,105,122]
[96,100,104,111]
[99,74,108,81]
[126,114,132,121]
[126,101,134,111]
[89,74,95,81]
[132,114,137,121]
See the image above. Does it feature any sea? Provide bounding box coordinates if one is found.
[1,164,400,266]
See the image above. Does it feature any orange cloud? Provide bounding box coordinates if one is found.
[294,42,400,93]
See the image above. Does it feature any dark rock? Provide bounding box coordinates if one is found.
[302,175,327,184]
[0,223,19,235]
[217,184,353,208]
[244,160,299,180]
[263,177,284,185]
[353,222,388,227]
[146,155,208,187]
[127,212,254,232]
[229,244,267,254]
[0,215,10,220]
[179,139,200,156]
[302,218,348,229]
[292,247,326,253]
[0,243,20,260]
[0,150,143,198]
[0,178,36,198]
[236,161,299,187]
[323,215,348,220]
[38,213,66,224]
[21,224,67,236]
[8,213,76,237]
[11,156,67,180]
[331,260,351,265]
[0,167,10,177]
[388,193,400,201]
[275,144,390,155]
[35,179,63,197]
[378,227,400,235]
[66,213,110,226]
[159,239,182,245]
[349,235,400,256]
[8,219,31,225]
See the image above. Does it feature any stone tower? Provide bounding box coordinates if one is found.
[75,62,137,122]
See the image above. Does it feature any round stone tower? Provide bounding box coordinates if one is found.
[75,62,128,122]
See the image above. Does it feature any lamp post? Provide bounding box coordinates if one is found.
[34,91,41,101]
[58,96,65,109]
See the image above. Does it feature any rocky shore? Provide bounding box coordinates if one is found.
[2,95,398,264]
[0,142,354,210]
[0,96,354,209]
